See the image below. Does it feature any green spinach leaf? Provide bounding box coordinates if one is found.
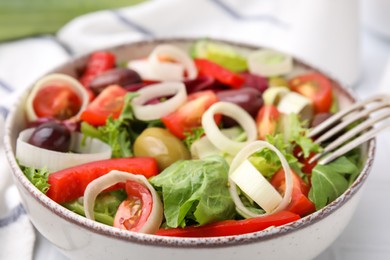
[309,156,358,210]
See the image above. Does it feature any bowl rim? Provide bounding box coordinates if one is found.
[3,37,376,248]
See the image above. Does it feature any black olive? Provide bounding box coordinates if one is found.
[28,122,71,152]
[89,68,142,94]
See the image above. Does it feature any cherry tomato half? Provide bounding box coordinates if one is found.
[162,90,220,139]
[271,169,315,217]
[289,73,333,114]
[255,105,280,140]
[113,180,153,231]
[33,85,82,120]
[80,85,127,126]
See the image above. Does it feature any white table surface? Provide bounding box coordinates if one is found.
[34,29,390,260]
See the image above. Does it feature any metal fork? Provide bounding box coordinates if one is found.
[307,94,390,165]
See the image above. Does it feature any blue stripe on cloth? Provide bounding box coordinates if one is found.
[0,204,26,228]
[110,10,154,37]
[46,37,74,56]
[0,106,9,118]
[209,0,289,29]
[31,36,74,56]
[0,79,14,93]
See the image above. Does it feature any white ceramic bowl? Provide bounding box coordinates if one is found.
[4,39,375,260]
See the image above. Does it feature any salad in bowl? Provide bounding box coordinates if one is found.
[4,38,374,259]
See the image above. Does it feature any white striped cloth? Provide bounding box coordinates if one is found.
[0,0,366,259]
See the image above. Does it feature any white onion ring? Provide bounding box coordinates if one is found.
[201,102,257,155]
[25,73,89,122]
[132,82,187,121]
[16,128,112,173]
[148,44,198,80]
[228,141,293,218]
[248,49,293,77]
[83,170,163,234]
[128,59,184,82]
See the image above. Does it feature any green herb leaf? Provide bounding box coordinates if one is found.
[183,127,205,149]
[20,165,50,194]
[283,114,322,158]
[81,92,139,158]
[309,156,358,210]
[150,156,235,228]
[249,134,303,178]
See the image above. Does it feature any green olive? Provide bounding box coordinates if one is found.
[268,76,288,87]
[133,127,190,170]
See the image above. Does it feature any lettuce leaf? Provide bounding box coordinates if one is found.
[81,92,155,158]
[150,156,235,228]
[282,113,322,158]
[63,190,127,226]
[20,165,50,194]
[249,113,321,179]
[309,156,359,210]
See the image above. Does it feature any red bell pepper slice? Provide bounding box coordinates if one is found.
[79,51,116,100]
[113,180,153,231]
[194,59,245,89]
[270,169,315,217]
[156,211,300,237]
[47,157,158,204]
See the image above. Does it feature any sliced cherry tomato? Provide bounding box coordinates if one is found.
[79,51,116,100]
[194,59,245,89]
[113,180,153,231]
[270,169,315,217]
[47,157,158,204]
[33,85,82,120]
[255,105,280,140]
[156,211,300,237]
[80,85,127,126]
[289,73,333,114]
[162,90,220,139]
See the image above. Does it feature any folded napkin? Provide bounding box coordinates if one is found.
[0,38,70,260]
[0,0,362,259]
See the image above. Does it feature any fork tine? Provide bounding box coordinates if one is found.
[308,94,388,138]
[310,110,390,163]
[317,120,390,165]
[314,101,390,144]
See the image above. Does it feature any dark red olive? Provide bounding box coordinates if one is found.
[216,87,264,127]
[89,68,142,94]
[183,76,215,94]
[311,113,333,128]
[28,122,71,152]
[241,72,268,93]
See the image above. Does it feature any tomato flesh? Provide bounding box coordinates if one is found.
[289,73,333,114]
[162,90,220,139]
[114,180,153,231]
[255,105,280,140]
[33,85,82,120]
[80,85,127,126]
[270,169,315,216]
